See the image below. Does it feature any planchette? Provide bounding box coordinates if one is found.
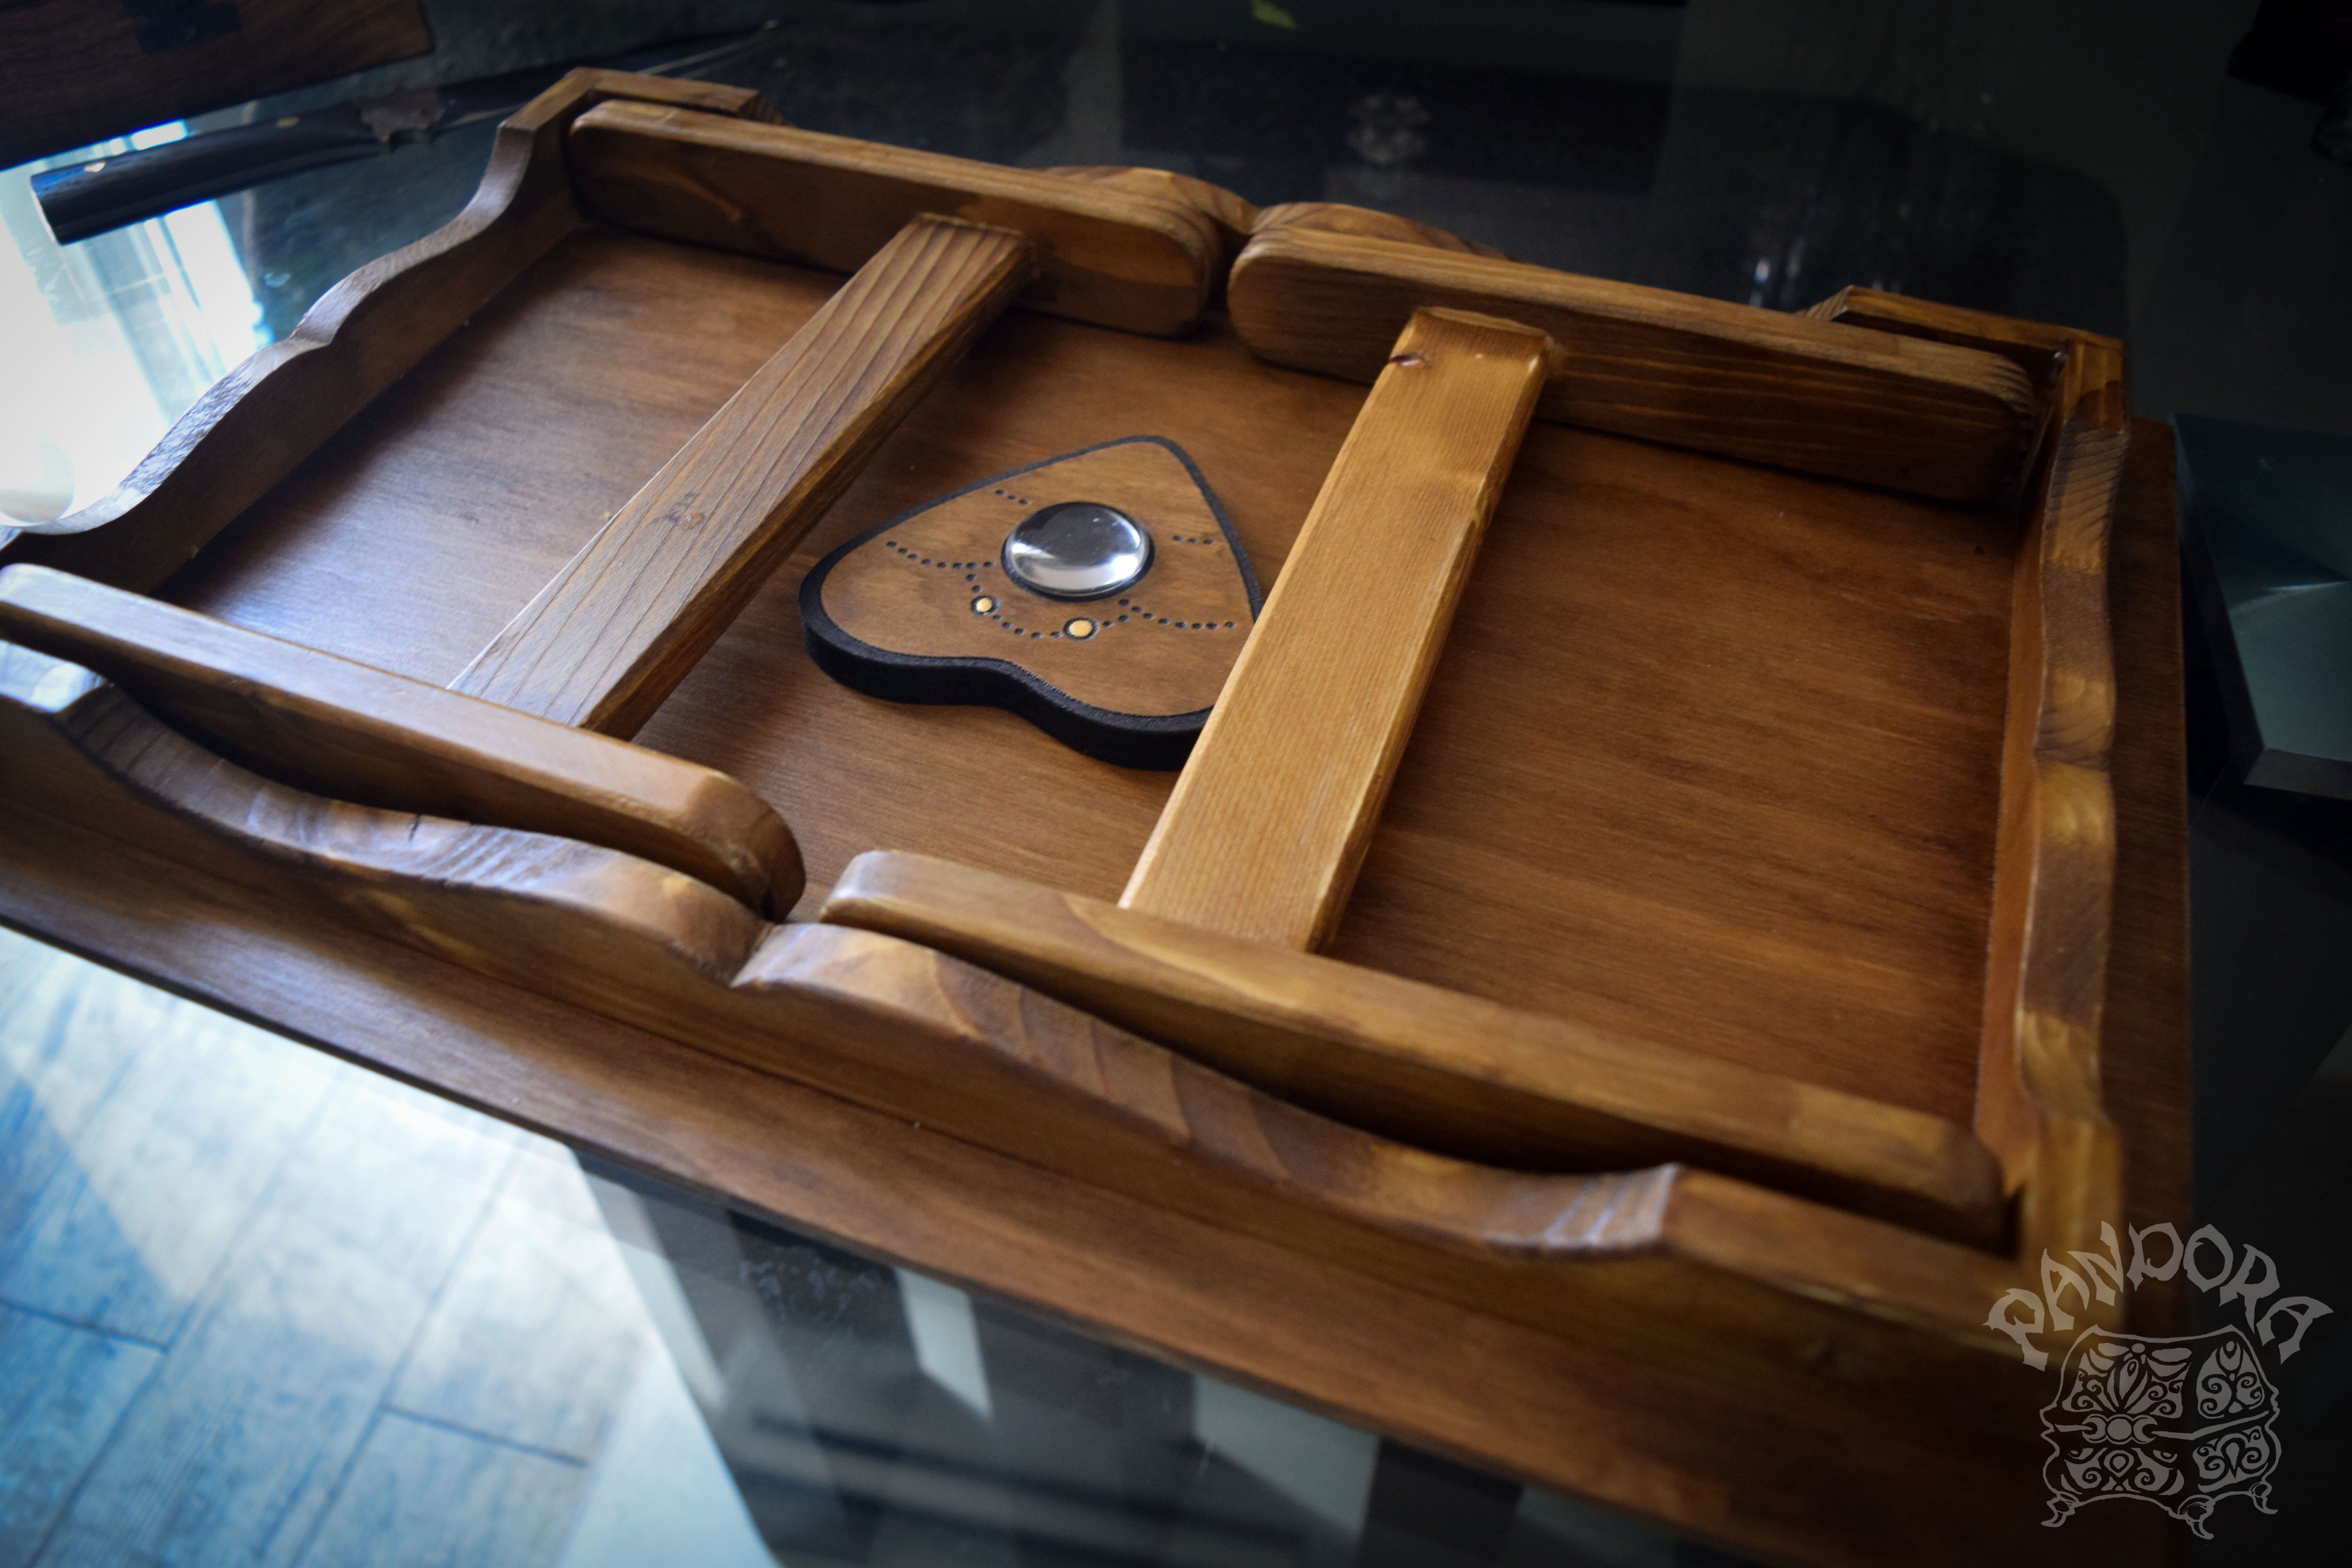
[799,436,1263,767]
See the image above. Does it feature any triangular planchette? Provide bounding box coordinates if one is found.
[799,436,1263,768]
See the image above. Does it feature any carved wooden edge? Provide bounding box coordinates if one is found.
[1818,294,2129,1275]
[1248,200,1510,260]
[822,851,2007,1245]
[1225,224,2043,503]
[565,102,1225,336]
[1028,181,1511,274]
[1979,339,2130,1272]
[0,565,802,915]
[1041,165,1261,269]
[0,640,2050,1395]
[1805,285,2128,512]
[0,70,780,592]
[0,816,2139,1568]
[1804,285,2122,392]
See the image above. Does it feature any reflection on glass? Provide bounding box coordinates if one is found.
[0,124,269,522]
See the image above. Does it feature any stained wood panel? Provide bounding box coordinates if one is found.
[0,792,2177,1568]
[824,852,2003,1242]
[453,216,1033,736]
[1228,220,2040,502]
[1121,309,1549,950]
[161,232,846,685]
[1326,426,2018,1118]
[0,657,2032,1404]
[568,102,1222,336]
[159,229,2022,1125]
[2098,420,2193,1338]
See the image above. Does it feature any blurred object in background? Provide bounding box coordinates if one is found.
[0,0,433,168]
[2179,414,2352,803]
[2224,0,2352,162]
[28,23,779,245]
[2316,70,2352,163]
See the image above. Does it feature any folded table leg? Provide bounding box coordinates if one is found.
[451,214,1034,735]
[1121,307,1551,951]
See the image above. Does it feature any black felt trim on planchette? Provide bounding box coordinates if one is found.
[798,436,1260,771]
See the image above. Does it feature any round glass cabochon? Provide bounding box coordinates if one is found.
[1002,501,1154,599]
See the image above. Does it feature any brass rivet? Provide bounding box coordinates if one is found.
[1065,618,1096,639]
[971,595,996,614]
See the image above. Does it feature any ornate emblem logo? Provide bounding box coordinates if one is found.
[1985,1221,2331,1538]
[2040,1327,2281,1537]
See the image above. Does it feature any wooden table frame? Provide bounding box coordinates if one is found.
[0,71,2190,1567]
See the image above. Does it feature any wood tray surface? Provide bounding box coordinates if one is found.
[165,224,2028,1128]
[0,85,2194,1559]
[0,404,2189,1568]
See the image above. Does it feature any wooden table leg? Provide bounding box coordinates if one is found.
[1120,307,1551,951]
[451,214,1033,735]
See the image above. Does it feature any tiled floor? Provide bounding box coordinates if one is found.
[0,926,772,1568]
[0,926,1728,1568]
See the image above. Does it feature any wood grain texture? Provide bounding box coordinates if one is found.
[1229,219,2040,502]
[0,647,2037,1393]
[2099,418,2192,1340]
[1799,287,2136,1271]
[0,0,431,167]
[0,416,2192,1568]
[0,69,780,594]
[1803,284,2127,489]
[1977,337,2130,1264]
[1253,200,1510,259]
[451,215,1033,736]
[569,101,1223,336]
[806,437,1257,718]
[1123,310,1549,950]
[157,235,2026,1123]
[0,805,2174,1568]
[1805,284,2115,389]
[0,564,801,915]
[1043,166,1261,271]
[824,851,2004,1244]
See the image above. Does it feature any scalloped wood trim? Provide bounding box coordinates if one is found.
[0,563,802,915]
[0,69,780,591]
[0,639,2042,1399]
[1807,287,2130,1288]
